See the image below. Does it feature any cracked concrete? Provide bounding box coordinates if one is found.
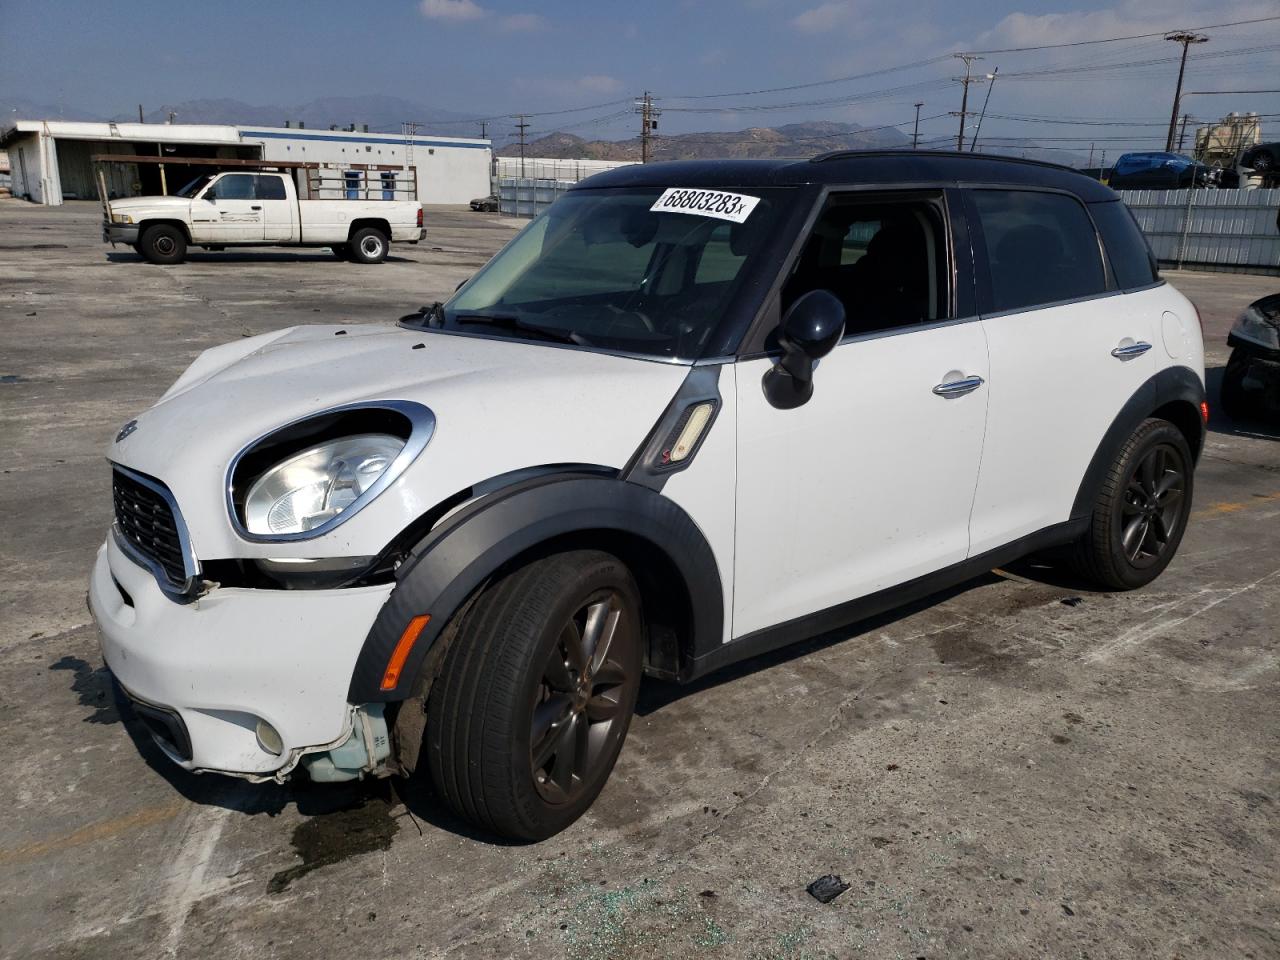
[1,199,1278,960]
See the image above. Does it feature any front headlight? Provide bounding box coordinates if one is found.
[1232,307,1280,350]
[111,213,133,224]
[244,434,405,535]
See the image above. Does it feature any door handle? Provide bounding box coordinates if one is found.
[932,375,985,398]
[250,205,262,211]
[1111,341,1152,359]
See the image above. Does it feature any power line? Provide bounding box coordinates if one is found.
[963,14,1280,54]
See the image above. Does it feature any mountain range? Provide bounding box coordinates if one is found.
[2,95,1087,166]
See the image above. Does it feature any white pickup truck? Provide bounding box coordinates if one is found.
[103,169,424,264]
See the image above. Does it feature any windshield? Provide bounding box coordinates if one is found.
[434,187,785,359]
[176,174,214,198]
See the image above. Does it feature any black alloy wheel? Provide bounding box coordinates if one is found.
[529,590,636,806]
[1118,442,1186,569]
[1071,418,1195,590]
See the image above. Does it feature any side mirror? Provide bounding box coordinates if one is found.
[204,191,216,202]
[762,290,845,409]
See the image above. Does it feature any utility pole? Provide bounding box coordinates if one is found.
[1088,143,1095,169]
[912,102,924,149]
[635,91,661,163]
[1164,32,1208,151]
[137,104,144,123]
[969,66,998,152]
[953,54,983,151]
[1177,113,1191,153]
[513,114,530,178]
[479,120,487,140]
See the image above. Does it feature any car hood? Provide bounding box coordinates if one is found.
[109,195,192,216]
[110,323,690,560]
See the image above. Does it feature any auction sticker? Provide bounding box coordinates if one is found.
[650,188,760,223]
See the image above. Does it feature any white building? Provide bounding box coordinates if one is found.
[0,119,491,206]
[494,156,634,183]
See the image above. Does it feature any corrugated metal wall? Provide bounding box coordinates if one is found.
[497,177,575,218]
[1119,188,1280,274]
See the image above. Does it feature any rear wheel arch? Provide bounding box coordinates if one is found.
[1072,365,1205,520]
[348,217,391,242]
[348,474,722,705]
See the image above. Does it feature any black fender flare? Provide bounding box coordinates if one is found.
[1070,364,1206,520]
[347,473,723,702]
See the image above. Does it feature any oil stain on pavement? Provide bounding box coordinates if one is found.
[268,788,400,894]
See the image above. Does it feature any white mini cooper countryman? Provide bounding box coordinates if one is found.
[90,151,1207,840]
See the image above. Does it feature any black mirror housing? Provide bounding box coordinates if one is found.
[763,290,845,409]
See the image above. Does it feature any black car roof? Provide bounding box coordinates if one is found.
[571,150,1118,202]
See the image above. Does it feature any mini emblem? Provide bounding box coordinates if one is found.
[116,419,138,443]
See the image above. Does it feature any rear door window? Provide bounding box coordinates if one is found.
[971,189,1106,313]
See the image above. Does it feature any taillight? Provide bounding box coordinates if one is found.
[1200,401,1209,424]
[416,207,423,228]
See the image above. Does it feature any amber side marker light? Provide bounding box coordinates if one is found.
[1200,401,1210,424]
[381,614,431,690]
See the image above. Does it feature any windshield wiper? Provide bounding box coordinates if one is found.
[453,313,593,346]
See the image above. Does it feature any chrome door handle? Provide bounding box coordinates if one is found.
[932,375,985,397]
[1111,341,1152,359]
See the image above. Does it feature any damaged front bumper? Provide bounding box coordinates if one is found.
[88,535,396,782]
[103,221,140,244]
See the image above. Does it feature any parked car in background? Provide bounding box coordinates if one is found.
[1222,293,1280,422]
[1240,141,1279,175]
[1108,152,1238,190]
[103,168,424,265]
[90,152,1206,840]
[469,193,499,212]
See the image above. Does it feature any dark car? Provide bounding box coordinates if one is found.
[1241,142,1279,176]
[469,193,499,212]
[1222,293,1280,422]
[1108,152,1238,190]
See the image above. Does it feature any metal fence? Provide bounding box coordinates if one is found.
[1119,188,1280,274]
[497,177,575,218]
[495,177,1280,275]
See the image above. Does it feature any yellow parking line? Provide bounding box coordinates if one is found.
[1193,491,1280,521]
[0,799,186,866]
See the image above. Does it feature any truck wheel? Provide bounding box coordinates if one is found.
[348,228,388,264]
[424,550,643,841]
[138,224,186,265]
[1069,418,1194,591]
[1220,348,1253,421]
[329,243,349,260]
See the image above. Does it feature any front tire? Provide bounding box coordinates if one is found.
[138,224,186,265]
[424,550,643,841]
[1071,418,1194,590]
[348,227,388,264]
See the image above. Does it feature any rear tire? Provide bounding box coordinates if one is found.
[348,227,388,264]
[1220,347,1253,421]
[138,224,186,265]
[1070,418,1194,590]
[424,550,643,841]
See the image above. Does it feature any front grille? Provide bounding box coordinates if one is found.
[112,468,189,587]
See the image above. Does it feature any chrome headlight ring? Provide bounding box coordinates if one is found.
[226,400,436,543]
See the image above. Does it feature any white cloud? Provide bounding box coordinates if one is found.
[498,12,547,31]
[577,74,622,94]
[419,0,485,21]
[791,1,858,33]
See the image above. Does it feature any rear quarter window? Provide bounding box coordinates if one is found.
[971,189,1106,313]
[1089,199,1160,289]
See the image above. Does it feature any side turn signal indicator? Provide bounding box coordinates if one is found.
[381,614,431,691]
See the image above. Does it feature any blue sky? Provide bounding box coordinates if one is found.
[3,0,1278,156]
